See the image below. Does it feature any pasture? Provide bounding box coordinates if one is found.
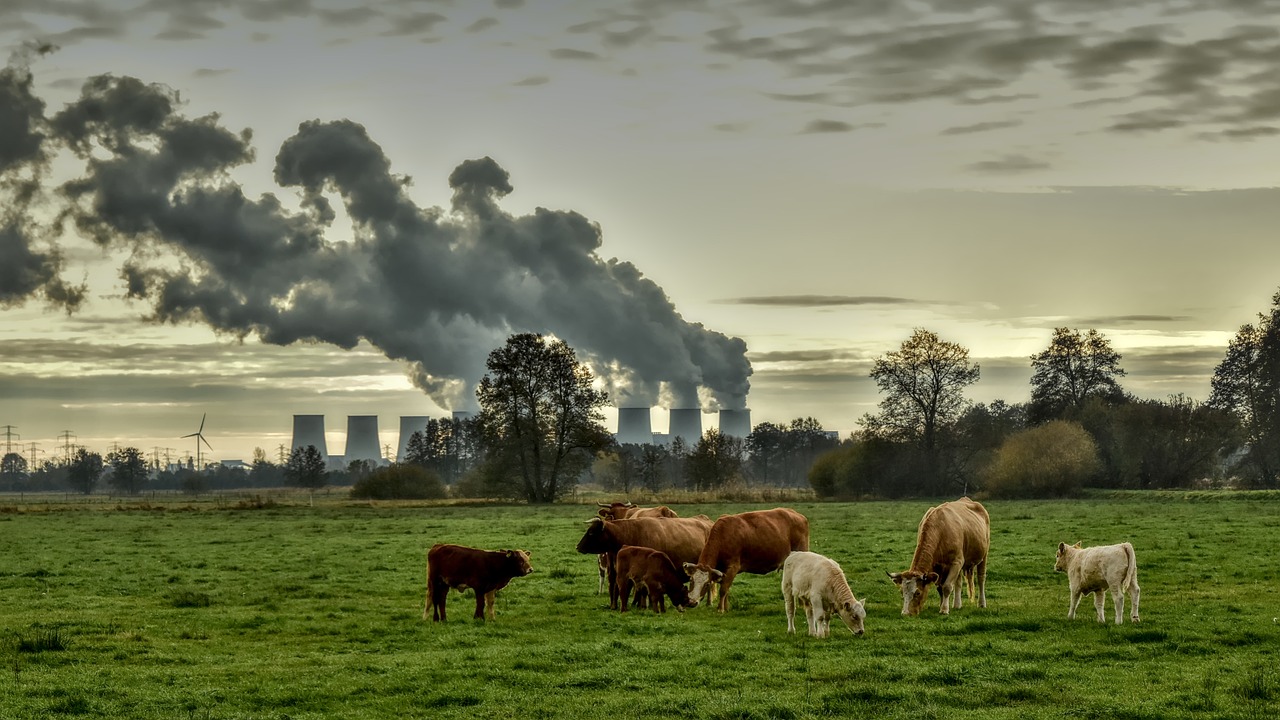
[2,494,1278,719]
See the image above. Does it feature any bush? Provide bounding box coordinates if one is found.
[350,465,447,500]
[983,420,1100,498]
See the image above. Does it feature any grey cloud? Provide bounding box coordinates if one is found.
[193,68,232,78]
[800,119,854,133]
[942,119,1022,135]
[1072,314,1194,326]
[749,349,875,364]
[722,295,924,307]
[495,0,524,8]
[467,17,499,33]
[965,153,1050,173]
[318,7,379,27]
[383,11,448,36]
[1210,126,1280,140]
[512,75,549,86]
[550,48,603,61]
[712,122,749,132]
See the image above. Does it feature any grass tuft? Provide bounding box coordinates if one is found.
[169,589,212,608]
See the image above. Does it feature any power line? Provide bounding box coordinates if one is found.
[1,425,19,455]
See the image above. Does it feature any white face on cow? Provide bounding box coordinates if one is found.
[1054,542,1078,573]
[682,562,721,606]
[837,600,866,636]
[889,571,937,616]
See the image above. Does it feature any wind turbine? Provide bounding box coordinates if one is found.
[182,414,213,471]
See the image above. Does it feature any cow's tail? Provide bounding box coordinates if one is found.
[1122,542,1138,591]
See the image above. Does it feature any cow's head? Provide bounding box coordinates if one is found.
[888,570,938,616]
[596,502,634,521]
[837,598,867,636]
[682,562,723,606]
[1054,542,1081,573]
[576,517,614,554]
[506,549,533,577]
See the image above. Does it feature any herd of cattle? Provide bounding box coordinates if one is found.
[423,497,1142,634]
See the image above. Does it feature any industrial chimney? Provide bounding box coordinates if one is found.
[345,415,383,465]
[291,415,329,461]
[396,416,431,462]
[616,407,653,446]
[718,409,752,439]
[668,408,703,446]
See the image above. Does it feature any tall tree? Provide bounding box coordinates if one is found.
[745,421,786,484]
[1,452,28,490]
[685,429,744,491]
[285,445,327,491]
[106,446,149,495]
[476,333,612,503]
[1209,289,1280,486]
[1029,328,1126,423]
[66,447,105,495]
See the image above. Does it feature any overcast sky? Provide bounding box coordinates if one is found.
[3,0,1280,465]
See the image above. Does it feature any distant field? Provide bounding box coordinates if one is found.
[2,494,1278,719]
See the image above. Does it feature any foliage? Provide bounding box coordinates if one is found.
[745,417,841,487]
[476,333,612,503]
[951,401,1027,494]
[249,448,284,486]
[284,445,327,490]
[106,446,149,495]
[983,420,1101,498]
[807,434,917,499]
[405,417,480,485]
[593,447,640,494]
[1028,327,1126,424]
[1110,395,1237,489]
[65,447,104,495]
[1209,288,1280,486]
[350,465,447,500]
[0,452,28,490]
[684,429,744,491]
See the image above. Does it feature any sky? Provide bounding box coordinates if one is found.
[3,0,1280,466]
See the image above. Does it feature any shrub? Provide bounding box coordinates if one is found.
[983,420,1100,498]
[350,465,447,500]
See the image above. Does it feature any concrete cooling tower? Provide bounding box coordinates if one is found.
[718,409,752,439]
[669,408,703,445]
[291,415,328,460]
[396,416,431,462]
[615,407,653,445]
[451,410,475,423]
[344,415,383,465]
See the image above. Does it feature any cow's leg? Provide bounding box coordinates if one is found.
[607,553,620,610]
[810,592,826,637]
[430,579,449,622]
[1093,591,1106,623]
[618,576,631,612]
[717,568,740,613]
[485,590,499,621]
[597,554,608,595]
[1112,589,1125,625]
[785,590,797,634]
[939,565,962,614]
[1068,586,1082,620]
[650,582,665,614]
[975,559,987,608]
[473,590,486,620]
[1129,579,1141,623]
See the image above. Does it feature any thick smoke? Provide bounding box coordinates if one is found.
[1,69,751,411]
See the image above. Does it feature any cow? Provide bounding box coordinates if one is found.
[424,543,533,622]
[1054,541,1141,624]
[682,507,810,613]
[576,516,713,609]
[782,551,866,637]
[593,503,679,593]
[888,497,989,616]
[615,545,694,613]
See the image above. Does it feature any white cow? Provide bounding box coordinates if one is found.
[1054,542,1141,624]
[781,551,866,637]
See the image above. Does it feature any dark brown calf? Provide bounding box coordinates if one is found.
[425,543,532,622]
[614,545,693,613]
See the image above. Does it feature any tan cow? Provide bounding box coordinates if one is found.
[782,551,865,637]
[683,507,810,613]
[888,497,989,616]
[615,545,694,613]
[593,503,679,593]
[577,516,713,609]
[1054,541,1141,624]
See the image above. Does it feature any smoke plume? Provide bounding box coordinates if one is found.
[0,68,751,411]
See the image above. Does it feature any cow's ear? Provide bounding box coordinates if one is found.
[922,572,939,585]
[1073,541,1082,548]
[887,571,903,585]
[1058,542,1066,552]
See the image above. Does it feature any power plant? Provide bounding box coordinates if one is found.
[668,408,703,446]
[344,416,383,465]
[396,416,431,462]
[615,407,653,445]
[718,409,752,439]
[290,415,328,461]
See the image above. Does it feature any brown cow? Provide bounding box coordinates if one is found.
[424,543,533,622]
[888,497,989,616]
[615,545,694,613]
[576,516,713,609]
[682,507,810,613]
[594,503,679,593]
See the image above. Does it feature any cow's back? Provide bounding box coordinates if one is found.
[912,498,989,573]
[705,508,810,574]
[611,517,712,565]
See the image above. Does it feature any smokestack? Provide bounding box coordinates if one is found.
[669,408,703,446]
[396,416,431,462]
[718,409,752,439]
[616,407,653,446]
[344,415,383,464]
[291,415,328,461]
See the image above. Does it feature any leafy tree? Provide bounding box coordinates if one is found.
[865,328,979,493]
[1029,328,1126,423]
[952,401,1026,494]
[685,429,744,491]
[983,421,1100,498]
[1209,289,1280,486]
[1112,395,1236,489]
[350,465,446,500]
[285,445,327,491]
[250,447,283,486]
[405,417,479,485]
[66,447,105,495]
[106,446,148,495]
[476,333,612,503]
[638,443,670,492]
[595,446,641,494]
[745,422,786,484]
[1,452,28,490]
[808,433,914,499]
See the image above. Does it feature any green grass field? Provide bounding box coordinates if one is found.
[2,493,1278,719]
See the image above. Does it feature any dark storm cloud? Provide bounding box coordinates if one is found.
[5,72,752,412]
[722,295,926,307]
[965,153,1051,173]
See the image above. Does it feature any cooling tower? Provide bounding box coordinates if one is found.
[396,416,431,462]
[291,415,328,460]
[616,407,654,446]
[718,409,752,439]
[451,410,475,423]
[669,408,703,445]
[344,415,383,465]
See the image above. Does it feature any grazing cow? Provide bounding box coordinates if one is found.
[782,551,866,637]
[888,497,989,616]
[594,503,679,593]
[1054,542,1141,624]
[576,516,713,609]
[683,507,810,613]
[424,543,533,622]
[615,545,693,613]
